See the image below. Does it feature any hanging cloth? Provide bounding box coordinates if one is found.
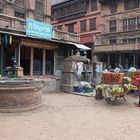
[9,35,12,45]
[5,35,8,46]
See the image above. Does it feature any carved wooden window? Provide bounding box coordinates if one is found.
[90,18,96,30]
[109,20,116,33]
[91,0,97,12]
[80,20,87,32]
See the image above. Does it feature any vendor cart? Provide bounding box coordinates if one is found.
[101,84,129,104]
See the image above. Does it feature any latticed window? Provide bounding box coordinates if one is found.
[109,20,116,33]
[35,0,44,21]
[80,20,87,32]
[14,0,25,19]
[128,18,136,30]
[90,18,96,30]
[91,0,97,12]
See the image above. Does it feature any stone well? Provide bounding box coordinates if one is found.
[0,79,44,113]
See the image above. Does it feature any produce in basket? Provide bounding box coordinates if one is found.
[103,72,124,84]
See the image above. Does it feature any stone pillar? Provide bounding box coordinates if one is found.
[30,47,34,76]
[54,50,56,75]
[133,53,136,67]
[119,53,121,64]
[42,49,46,76]
[17,44,21,66]
[107,54,110,65]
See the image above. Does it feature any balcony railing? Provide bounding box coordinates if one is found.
[0,13,25,32]
[0,13,80,43]
[53,28,80,43]
[94,42,140,52]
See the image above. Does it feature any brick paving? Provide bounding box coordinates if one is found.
[0,93,140,140]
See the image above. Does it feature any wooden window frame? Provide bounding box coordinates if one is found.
[91,0,97,12]
[67,23,75,33]
[90,18,96,31]
[80,20,87,33]
[109,20,116,33]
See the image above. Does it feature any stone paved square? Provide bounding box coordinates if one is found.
[0,93,140,140]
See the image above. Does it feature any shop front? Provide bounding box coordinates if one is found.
[95,52,140,70]
[20,37,58,76]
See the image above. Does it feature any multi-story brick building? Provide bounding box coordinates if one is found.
[95,0,140,69]
[0,0,80,78]
[52,0,101,60]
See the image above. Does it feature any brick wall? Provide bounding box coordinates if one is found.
[2,0,51,23]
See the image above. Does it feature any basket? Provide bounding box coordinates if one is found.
[74,86,83,93]
[103,72,124,84]
[84,87,93,93]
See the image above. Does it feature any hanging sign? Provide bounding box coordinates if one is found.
[26,18,53,40]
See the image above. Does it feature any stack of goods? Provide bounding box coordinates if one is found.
[131,71,140,90]
[80,81,94,93]
[100,83,137,97]
[103,72,124,84]
[131,72,140,107]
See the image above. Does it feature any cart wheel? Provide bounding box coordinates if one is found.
[105,98,111,104]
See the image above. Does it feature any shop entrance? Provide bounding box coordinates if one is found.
[3,46,15,68]
[46,49,54,75]
[20,46,31,75]
[33,48,43,75]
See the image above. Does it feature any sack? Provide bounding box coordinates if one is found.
[95,88,104,100]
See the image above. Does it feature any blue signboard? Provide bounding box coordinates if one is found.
[26,18,53,39]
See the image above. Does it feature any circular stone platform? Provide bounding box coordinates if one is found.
[0,79,44,113]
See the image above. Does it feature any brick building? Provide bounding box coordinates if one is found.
[0,0,80,77]
[52,0,101,60]
[94,0,140,69]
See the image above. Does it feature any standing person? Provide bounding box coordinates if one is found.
[114,63,121,73]
[119,63,123,71]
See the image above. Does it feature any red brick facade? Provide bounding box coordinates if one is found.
[52,0,101,48]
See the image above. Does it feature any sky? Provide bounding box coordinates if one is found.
[52,0,67,5]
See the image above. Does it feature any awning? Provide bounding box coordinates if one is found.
[67,42,91,50]
[20,38,58,50]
